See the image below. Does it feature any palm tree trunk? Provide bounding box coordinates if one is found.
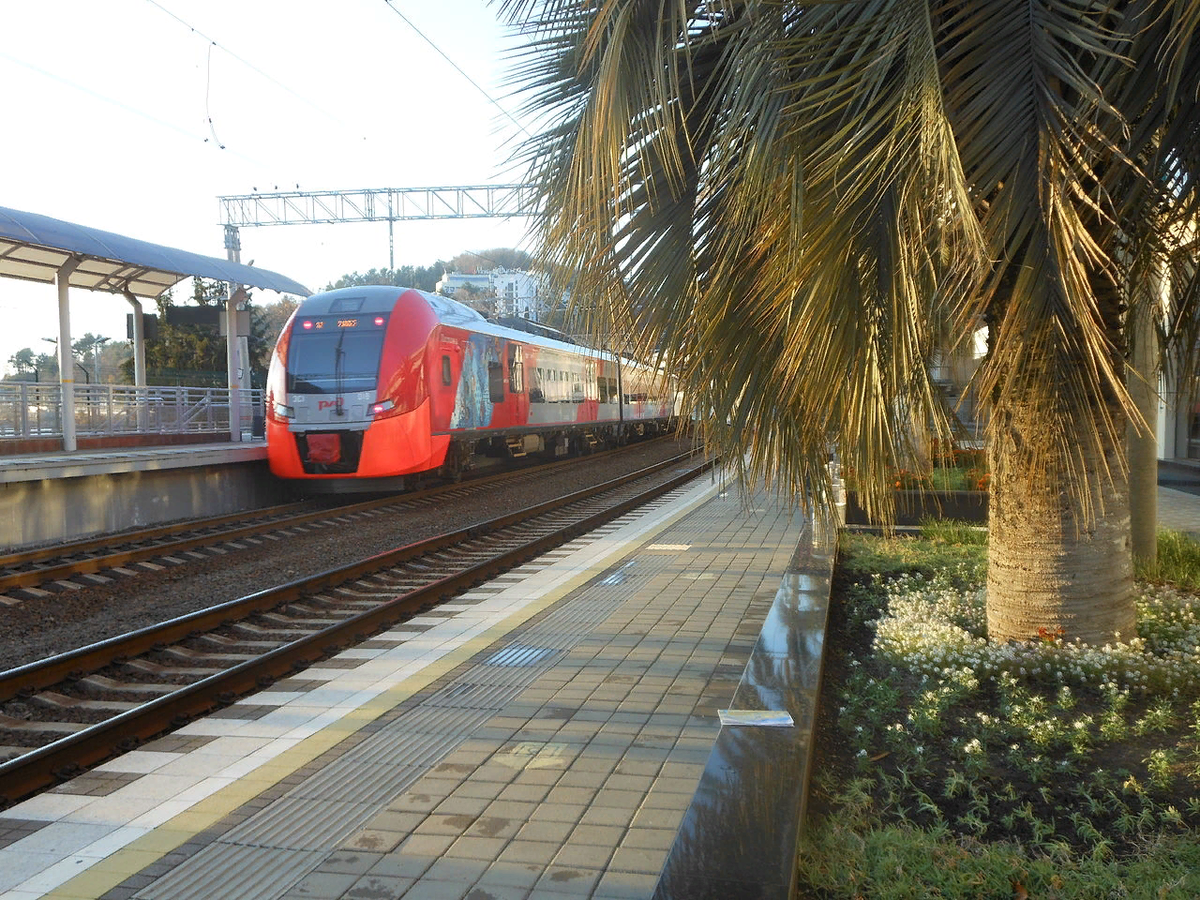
[986,405,1137,646]
[1127,299,1159,567]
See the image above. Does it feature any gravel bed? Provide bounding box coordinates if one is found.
[1,437,704,670]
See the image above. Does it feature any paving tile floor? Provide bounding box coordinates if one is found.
[0,472,810,900]
[1158,484,1200,539]
[172,482,805,900]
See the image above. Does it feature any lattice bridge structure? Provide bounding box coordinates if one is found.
[218,185,534,270]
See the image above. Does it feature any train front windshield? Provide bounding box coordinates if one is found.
[286,317,387,394]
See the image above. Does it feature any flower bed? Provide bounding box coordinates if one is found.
[799,526,1200,898]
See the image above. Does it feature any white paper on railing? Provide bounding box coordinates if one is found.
[717,709,794,727]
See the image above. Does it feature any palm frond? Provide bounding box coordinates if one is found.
[932,1,1168,518]
[499,0,1198,524]
[502,0,988,519]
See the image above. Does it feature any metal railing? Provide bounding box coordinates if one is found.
[0,383,265,442]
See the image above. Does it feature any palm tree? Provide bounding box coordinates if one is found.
[500,0,1200,645]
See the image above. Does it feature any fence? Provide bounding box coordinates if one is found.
[0,383,265,442]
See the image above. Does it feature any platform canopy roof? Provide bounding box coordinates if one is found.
[0,205,310,299]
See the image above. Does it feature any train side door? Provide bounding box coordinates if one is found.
[506,342,528,425]
[432,334,464,432]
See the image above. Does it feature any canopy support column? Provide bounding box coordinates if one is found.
[122,290,147,388]
[225,289,247,442]
[123,289,149,431]
[56,256,81,451]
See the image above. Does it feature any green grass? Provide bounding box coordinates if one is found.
[918,516,989,546]
[838,520,987,584]
[1137,529,1200,591]
[802,526,1200,899]
[801,826,1200,899]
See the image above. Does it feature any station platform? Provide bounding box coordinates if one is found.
[0,441,287,552]
[0,442,267,485]
[0,469,832,900]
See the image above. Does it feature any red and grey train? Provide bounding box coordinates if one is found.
[265,286,677,491]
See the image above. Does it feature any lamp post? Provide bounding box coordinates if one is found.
[93,336,109,384]
[42,338,89,383]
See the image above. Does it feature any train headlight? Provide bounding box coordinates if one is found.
[274,402,295,419]
[371,399,395,416]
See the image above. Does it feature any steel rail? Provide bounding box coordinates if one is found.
[0,437,678,592]
[0,447,695,700]
[0,501,314,569]
[0,454,714,805]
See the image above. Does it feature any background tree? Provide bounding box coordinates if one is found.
[6,348,40,382]
[324,250,533,293]
[34,350,58,380]
[449,248,534,272]
[8,342,130,384]
[503,0,1200,646]
[325,265,445,292]
[123,279,227,386]
[72,333,110,384]
[40,337,94,384]
[251,296,299,378]
[96,341,131,384]
[452,283,499,317]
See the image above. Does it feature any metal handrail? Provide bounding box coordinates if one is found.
[0,382,264,440]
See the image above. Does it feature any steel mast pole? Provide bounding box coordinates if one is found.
[224,224,243,442]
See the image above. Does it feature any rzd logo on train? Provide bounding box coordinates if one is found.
[318,399,344,411]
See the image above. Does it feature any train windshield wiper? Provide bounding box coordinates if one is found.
[333,330,346,415]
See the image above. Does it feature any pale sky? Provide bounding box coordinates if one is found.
[0,0,539,372]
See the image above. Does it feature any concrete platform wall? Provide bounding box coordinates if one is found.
[1,460,294,551]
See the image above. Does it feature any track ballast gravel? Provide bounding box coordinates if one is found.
[1,437,704,671]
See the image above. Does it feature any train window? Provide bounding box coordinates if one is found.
[508,344,524,393]
[286,327,385,394]
[609,378,618,400]
[442,356,452,386]
[598,377,608,403]
[488,361,505,403]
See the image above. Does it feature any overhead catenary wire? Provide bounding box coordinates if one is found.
[153,0,534,274]
[378,2,538,272]
[381,0,532,140]
[0,48,273,171]
[145,0,362,135]
[205,42,226,150]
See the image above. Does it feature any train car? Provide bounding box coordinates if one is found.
[265,286,676,491]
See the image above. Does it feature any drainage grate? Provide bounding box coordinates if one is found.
[484,645,558,667]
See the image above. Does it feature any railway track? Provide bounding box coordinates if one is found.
[0,451,714,808]
[0,438,678,598]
